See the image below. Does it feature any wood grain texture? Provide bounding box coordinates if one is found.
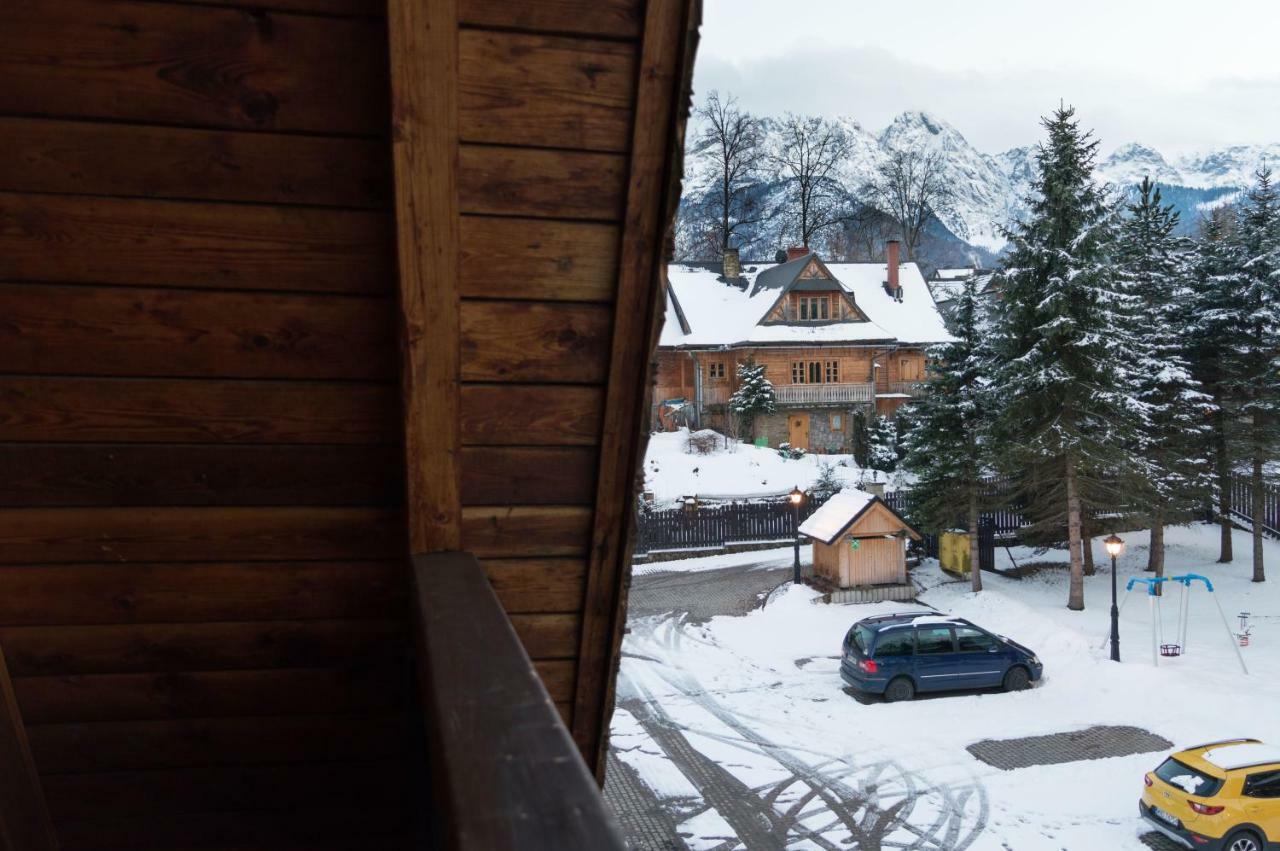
[0,284,395,380]
[0,117,390,209]
[0,561,403,625]
[460,384,604,446]
[461,300,612,383]
[0,0,389,134]
[0,506,402,564]
[459,146,627,220]
[0,378,396,445]
[0,648,58,851]
[460,0,642,38]
[0,193,393,294]
[510,613,580,659]
[461,506,592,557]
[573,0,699,771]
[388,0,462,553]
[460,446,597,506]
[460,217,619,302]
[15,668,404,724]
[153,0,388,17]
[483,559,587,613]
[460,30,636,152]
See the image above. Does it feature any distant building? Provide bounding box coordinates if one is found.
[927,266,1001,320]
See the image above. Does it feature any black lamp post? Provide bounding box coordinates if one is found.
[790,486,804,584]
[1104,533,1125,662]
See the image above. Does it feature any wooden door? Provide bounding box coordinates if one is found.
[788,412,809,449]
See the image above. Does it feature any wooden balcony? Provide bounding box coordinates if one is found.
[878,381,926,397]
[774,382,875,405]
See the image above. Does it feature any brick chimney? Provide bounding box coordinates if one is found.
[786,245,809,262]
[722,246,740,279]
[885,239,901,299]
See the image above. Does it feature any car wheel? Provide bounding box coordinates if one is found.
[1003,666,1031,692]
[1224,829,1263,851]
[884,677,915,703]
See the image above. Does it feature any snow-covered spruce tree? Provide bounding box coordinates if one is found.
[728,358,775,440]
[989,105,1139,611]
[1115,177,1212,581]
[902,275,993,592]
[1185,206,1239,563]
[1225,168,1280,583]
[866,414,899,473]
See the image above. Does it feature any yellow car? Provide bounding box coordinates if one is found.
[1140,738,1280,850]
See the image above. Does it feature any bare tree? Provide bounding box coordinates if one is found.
[769,114,854,250]
[692,91,765,255]
[863,146,958,260]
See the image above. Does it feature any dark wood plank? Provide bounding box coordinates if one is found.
[510,613,580,660]
[0,0,389,134]
[460,217,619,303]
[532,659,576,701]
[573,0,699,772]
[461,506,592,558]
[460,30,635,153]
[0,284,395,380]
[459,0,642,38]
[0,117,389,209]
[388,0,461,554]
[0,648,58,851]
[482,558,587,614]
[460,300,612,383]
[0,378,396,445]
[459,146,627,221]
[27,714,401,774]
[15,667,405,724]
[0,193,393,294]
[0,619,404,677]
[159,0,387,17]
[460,384,604,446]
[411,553,623,850]
[0,506,402,563]
[0,561,403,625]
[461,446,597,506]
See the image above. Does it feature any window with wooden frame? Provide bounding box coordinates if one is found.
[808,361,822,383]
[796,294,830,321]
[791,361,806,384]
[830,413,843,430]
[705,361,726,381]
[825,360,839,383]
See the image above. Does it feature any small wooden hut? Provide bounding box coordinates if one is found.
[799,489,921,599]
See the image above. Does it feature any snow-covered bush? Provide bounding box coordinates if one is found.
[777,442,806,461]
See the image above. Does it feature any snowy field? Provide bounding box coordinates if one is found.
[612,524,1280,850]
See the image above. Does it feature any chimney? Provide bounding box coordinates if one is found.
[722,246,740,279]
[786,245,809,262]
[885,239,901,298]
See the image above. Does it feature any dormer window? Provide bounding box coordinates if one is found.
[798,295,830,321]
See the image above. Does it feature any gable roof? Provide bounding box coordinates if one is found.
[659,257,954,348]
[798,488,920,544]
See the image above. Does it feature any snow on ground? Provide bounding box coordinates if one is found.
[631,546,795,577]
[643,429,902,508]
[614,523,1280,850]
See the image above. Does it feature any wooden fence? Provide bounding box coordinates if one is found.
[1229,474,1280,538]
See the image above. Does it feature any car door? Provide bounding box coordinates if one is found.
[870,626,915,685]
[952,626,1006,688]
[912,626,958,692]
[1242,769,1280,840]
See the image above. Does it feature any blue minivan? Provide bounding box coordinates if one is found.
[840,612,1043,702]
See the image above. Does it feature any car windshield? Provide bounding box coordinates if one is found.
[1154,758,1224,797]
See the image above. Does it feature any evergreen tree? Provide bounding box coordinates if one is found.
[728,358,775,438]
[1116,178,1213,582]
[867,414,899,473]
[902,275,993,592]
[989,105,1139,611]
[1225,168,1280,582]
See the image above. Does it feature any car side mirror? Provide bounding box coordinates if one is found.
[987,646,999,653]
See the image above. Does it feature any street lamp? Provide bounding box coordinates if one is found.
[1105,534,1125,662]
[790,486,805,585]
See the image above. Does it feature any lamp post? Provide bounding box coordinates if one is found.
[790,486,804,585]
[1105,534,1125,662]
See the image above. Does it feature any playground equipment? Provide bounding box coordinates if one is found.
[1237,612,1253,647]
[1100,573,1248,674]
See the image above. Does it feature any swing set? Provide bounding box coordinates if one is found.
[1103,573,1249,675]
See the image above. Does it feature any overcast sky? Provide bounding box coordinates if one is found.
[694,0,1280,156]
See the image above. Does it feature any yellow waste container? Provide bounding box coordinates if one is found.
[939,530,972,577]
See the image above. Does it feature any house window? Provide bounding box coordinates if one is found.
[825,360,839,383]
[706,362,726,381]
[808,361,822,383]
[791,361,806,384]
[797,295,829,321]
[830,413,843,430]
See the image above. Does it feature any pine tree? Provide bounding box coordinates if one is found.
[902,275,993,592]
[1115,178,1213,582]
[728,358,775,439]
[867,415,899,473]
[989,105,1139,611]
[1225,168,1280,582]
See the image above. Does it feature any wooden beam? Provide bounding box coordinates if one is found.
[388,0,462,552]
[0,646,58,851]
[571,0,700,773]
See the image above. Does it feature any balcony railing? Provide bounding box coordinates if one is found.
[878,381,926,397]
[774,382,875,405]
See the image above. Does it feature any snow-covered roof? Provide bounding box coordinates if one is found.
[660,258,954,348]
[932,268,975,281]
[798,488,876,543]
[1202,742,1280,770]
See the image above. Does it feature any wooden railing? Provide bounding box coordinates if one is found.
[1229,474,1280,538]
[879,380,925,397]
[774,382,875,405]
[411,553,625,851]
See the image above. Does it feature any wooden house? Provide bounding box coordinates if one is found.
[0,0,700,848]
[798,489,921,601]
[653,242,954,450]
